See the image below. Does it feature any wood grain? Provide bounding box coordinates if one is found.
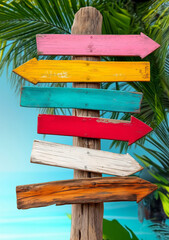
[13,58,150,84]
[31,140,143,176]
[21,87,143,113]
[36,33,160,58]
[71,7,103,240]
[37,115,152,145]
[16,176,158,209]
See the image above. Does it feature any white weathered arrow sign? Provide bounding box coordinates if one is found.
[31,140,143,176]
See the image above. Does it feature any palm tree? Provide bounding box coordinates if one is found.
[0,0,169,229]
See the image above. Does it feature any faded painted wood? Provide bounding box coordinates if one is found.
[70,7,103,240]
[37,115,152,145]
[13,58,150,84]
[36,33,160,58]
[21,87,143,113]
[16,176,158,209]
[31,140,143,176]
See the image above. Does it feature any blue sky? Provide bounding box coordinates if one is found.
[0,65,158,239]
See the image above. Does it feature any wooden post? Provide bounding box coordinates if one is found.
[70,7,103,240]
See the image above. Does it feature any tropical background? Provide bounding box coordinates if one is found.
[0,0,169,239]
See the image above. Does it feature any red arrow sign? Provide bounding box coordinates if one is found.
[37,115,152,145]
[36,33,160,58]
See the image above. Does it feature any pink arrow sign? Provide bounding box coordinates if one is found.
[37,115,152,145]
[36,33,160,58]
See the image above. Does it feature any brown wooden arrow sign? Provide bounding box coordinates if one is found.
[16,177,157,209]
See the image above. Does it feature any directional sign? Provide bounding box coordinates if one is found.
[13,58,150,84]
[36,33,160,58]
[37,115,152,145]
[21,87,143,113]
[31,140,143,176]
[16,176,157,209]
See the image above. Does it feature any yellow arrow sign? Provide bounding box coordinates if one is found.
[13,58,150,84]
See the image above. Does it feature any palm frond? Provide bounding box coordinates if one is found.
[0,0,134,91]
[134,119,169,217]
[136,119,169,168]
[149,222,169,240]
[104,0,169,152]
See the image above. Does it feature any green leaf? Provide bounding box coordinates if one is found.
[158,192,169,217]
[103,219,139,240]
[66,213,71,220]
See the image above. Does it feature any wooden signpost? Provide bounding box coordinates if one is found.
[13,58,150,84]
[70,8,103,240]
[16,177,157,210]
[31,140,143,176]
[21,87,143,113]
[36,33,160,58]
[37,115,152,145]
[13,6,160,240]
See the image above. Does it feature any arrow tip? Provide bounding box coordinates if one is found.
[140,33,160,58]
[13,58,38,84]
[126,153,144,175]
[137,180,158,203]
[128,116,153,145]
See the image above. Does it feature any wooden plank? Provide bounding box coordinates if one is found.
[16,176,158,209]
[13,58,150,84]
[31,140,143,176]
[21,87,143,113]
[36,33,160,58]
[37,115,152,145]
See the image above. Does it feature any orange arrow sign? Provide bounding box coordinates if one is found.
[13,58,150,84]
[16,177,157,209]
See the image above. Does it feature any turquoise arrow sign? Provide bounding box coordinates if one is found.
[21,87,143,113]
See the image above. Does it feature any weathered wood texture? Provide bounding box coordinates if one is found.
[16,177,158,210]
[13,58,150,84]
[31,140,143,176]
[21,87,143,113]
[71,7,103,240]
[36,33,160,58]
[37,115,152,145]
